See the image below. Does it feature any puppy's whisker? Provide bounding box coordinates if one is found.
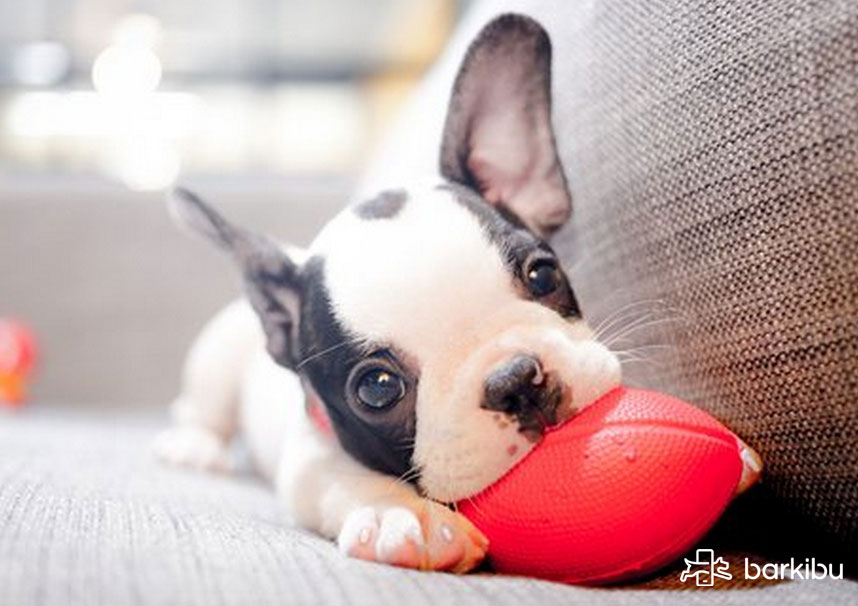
[616,352,655,362]
[295,336,367,370]
[620,357,665,367]
[613,348,671,366]
[377,466,423,501]
[591,298,679,341]
[397,474,420,488]
[600,309,684,345]
[395,465,422,485]
[591,298,668,340]
[603,316,684,348]
[610,343,673,355]
[393,437,417,452]
[463,496,489,519]
[597,311,661,347]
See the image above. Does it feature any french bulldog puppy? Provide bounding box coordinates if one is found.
[155,14,621,573]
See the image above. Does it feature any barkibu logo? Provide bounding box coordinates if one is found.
[745,558,844,580]
[680,549,732,586]
[680,548,844,585]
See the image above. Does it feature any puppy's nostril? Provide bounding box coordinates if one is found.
[501,395,519,412]
[483,355,544,414]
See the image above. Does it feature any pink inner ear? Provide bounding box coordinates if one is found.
[467,120,571,237]
[439,15,572,236]
[467,107,544,201]
[467,156,506,206]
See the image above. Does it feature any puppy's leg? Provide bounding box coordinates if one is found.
[154,299,263,472]
[276,423,488,573]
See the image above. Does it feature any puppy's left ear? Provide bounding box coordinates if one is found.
[168,187,302,369]
[440,14,570,237]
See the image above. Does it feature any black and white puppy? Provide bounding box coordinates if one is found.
[155,14,621,572]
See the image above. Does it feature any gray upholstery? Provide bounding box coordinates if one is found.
[2,409,856,606]
[541,0,858,560]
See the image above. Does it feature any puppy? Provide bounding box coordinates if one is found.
[155,14,621,573]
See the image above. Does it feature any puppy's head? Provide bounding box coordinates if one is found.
[171,14,620,502]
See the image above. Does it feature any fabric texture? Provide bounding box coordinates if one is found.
[528,0,858,561]
[1,409,856,606]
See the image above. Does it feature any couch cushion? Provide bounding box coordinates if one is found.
[527,0,858,561]
[1,408,856,605]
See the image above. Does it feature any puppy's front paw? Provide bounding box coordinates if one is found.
[338,500,487,573]
[152,425,231,472]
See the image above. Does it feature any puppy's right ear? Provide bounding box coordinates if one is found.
[440,14,570,238]
[169,187,301,369]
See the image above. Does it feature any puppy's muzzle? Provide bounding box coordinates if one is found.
[482,355,563,438]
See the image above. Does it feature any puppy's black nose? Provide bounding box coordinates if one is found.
[483,355,546,415]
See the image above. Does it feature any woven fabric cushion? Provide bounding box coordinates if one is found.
[8,409,858,603]
[533,0,858,558]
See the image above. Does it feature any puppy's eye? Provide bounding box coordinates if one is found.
[356,368,406,409]
[525,258,560,297]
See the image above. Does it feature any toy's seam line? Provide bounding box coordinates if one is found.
[546,418,739,447]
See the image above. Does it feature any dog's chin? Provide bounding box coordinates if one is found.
[417,452,534,504]
[415,387,561,504]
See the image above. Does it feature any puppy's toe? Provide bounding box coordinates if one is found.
[419,501,488,573]
[375,507,425,567]
[338,506,424,568]
[152,425,231,472]
[338,507,380,561]
[337,501,487,573]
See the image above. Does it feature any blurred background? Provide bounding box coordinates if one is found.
[0,0,469,408]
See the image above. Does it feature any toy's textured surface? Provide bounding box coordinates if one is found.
[458,387,744,584]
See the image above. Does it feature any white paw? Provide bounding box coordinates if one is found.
[338,500,488,573]
[152,425,231,472]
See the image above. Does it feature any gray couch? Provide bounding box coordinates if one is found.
[2,0,856,604]
[1,409,854,605]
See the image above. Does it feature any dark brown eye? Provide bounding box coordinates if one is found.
[526,259,560,297]
[356,368,406,409]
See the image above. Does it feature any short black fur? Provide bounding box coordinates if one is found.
[353,189,408,220]
[297,256,417,478]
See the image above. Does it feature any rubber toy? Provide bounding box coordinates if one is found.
[0,318,37,407]
[458,387,762,584]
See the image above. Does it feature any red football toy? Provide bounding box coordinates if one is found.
[458,387,762,584]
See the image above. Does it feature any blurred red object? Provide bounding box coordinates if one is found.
[0,318,38,406]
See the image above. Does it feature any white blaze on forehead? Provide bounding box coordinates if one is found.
[311,187,515,356]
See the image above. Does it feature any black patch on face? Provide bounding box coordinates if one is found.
[297,256,416,479]
[437,182,580,317]
[353,189,408,220]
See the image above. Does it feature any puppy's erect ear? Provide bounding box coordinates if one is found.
[440,14,570,237]
[169,187,301,369]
